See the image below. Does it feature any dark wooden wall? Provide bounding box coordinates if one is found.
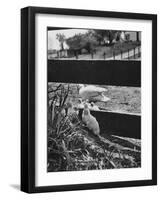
[48,60,141,87]
[79,109,141,139]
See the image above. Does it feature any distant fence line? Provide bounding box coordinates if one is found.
[112,46,141,60]
[49,45,141,60]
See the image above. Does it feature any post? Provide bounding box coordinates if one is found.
[136,32,140,42]
[128,49,129,60]
[103,52,106,60]
[134,48,135,59]
[113,51,115,60]
[138,46,140,57]
[91,50,94,59]
[121,50,123,59]
[75,51,78,59]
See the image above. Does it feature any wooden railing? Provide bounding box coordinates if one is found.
[48,60,141,139]
[113,46,141,60]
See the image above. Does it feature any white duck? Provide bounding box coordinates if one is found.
[79,84,110,102]
[77,98,91,109]
[82,103,100,136]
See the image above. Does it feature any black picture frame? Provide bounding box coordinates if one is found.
[21,6,157,193]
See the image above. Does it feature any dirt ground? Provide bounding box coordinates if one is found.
[98,85,141,114]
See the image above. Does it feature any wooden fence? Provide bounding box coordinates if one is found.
[48,60,141,139]
[48,45,141,60]
[113,46,141,60]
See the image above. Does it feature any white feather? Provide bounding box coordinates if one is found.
[79,84,110,102]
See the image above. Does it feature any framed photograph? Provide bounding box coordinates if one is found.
[21,6,157,193]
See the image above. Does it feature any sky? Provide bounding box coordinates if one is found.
[48,29,88,50]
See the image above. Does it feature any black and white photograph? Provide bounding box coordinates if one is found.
[47,28,141,172]
[20,6,157,193]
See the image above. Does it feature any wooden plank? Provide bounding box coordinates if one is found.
[48,60,141,87]
[79,109,141,139]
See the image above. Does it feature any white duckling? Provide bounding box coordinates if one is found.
[77,98,85,109]
[66,101,80,115]
[77,99,100,111]
[82,103,100,136]
[77,98,91,109]
[90,102,100,111]
[79,84,110,102]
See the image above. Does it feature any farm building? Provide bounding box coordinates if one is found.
[125,31,141,41]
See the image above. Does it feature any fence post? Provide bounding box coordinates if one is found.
[138,46,140,57]
[75,52,78,59]
[128,49,129,60]
[121,50,123,59]
[113,51,115,60]
[103,52,106,60]
[91,51,94,59]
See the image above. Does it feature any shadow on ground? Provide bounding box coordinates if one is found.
[10,184,20,191]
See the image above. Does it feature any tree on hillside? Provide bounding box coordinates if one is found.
[66,31,98,53]
[66,33,83,50]
[56,33,66,50]
[91,30,106,45]
[82,31,98,52]
[92,30,120,45]
[107,30,120,44]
